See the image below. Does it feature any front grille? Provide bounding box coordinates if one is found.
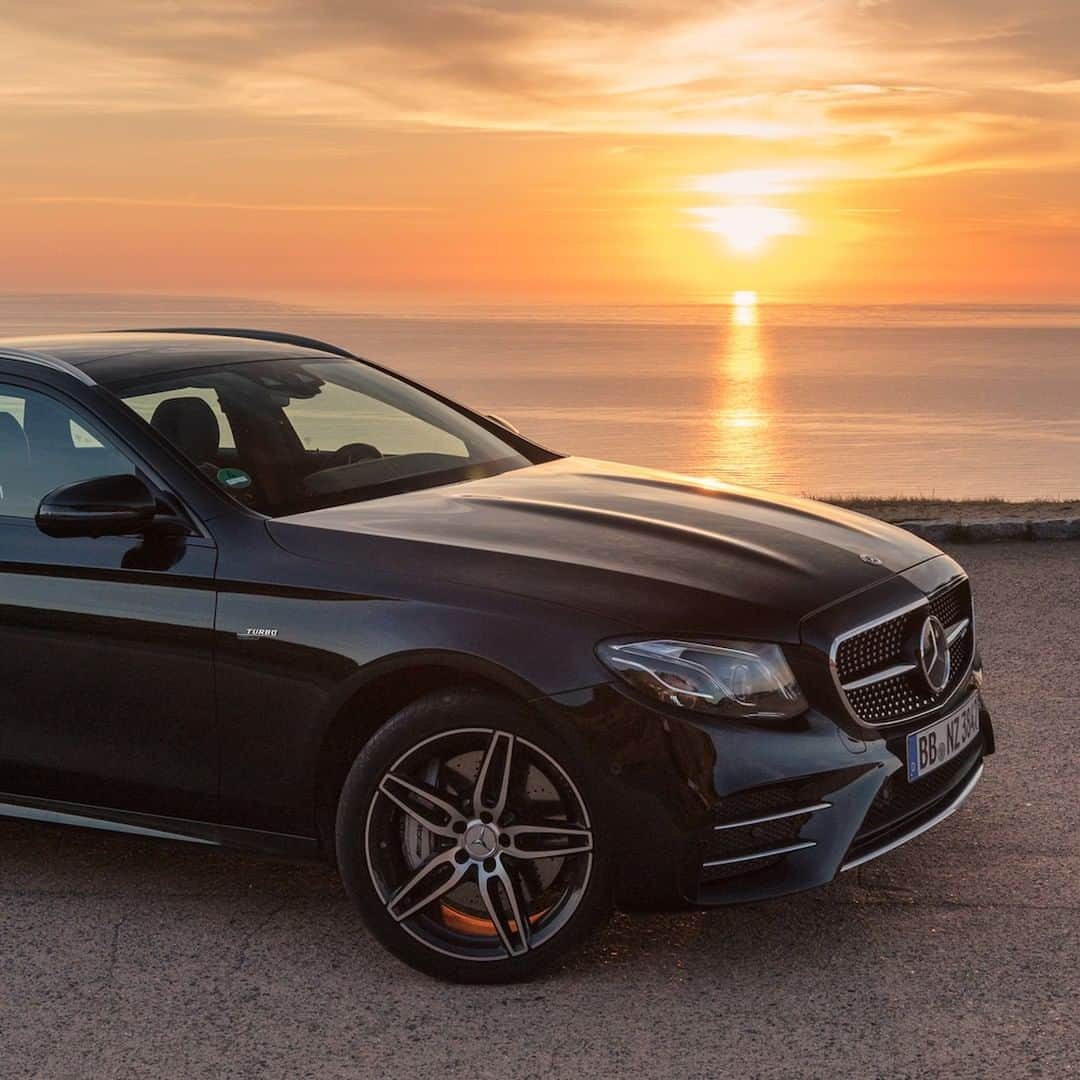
[833,579,974,725]
[835,615,908,680]
[929,582,965,628]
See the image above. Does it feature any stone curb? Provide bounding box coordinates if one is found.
[896,518,1080,543]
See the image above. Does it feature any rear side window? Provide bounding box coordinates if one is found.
[0,395,25,426]
[0,384,136,519]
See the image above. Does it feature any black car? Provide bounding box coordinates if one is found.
[0,328,993,982]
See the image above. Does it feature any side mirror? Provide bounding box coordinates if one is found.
[36,474,158,539]
[487,413,520,435]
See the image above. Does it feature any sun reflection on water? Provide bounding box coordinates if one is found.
[708,295,777,489]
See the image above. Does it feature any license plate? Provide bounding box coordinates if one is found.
[906,694,981,781]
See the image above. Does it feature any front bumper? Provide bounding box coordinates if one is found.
[537,680,993,909]
[840,756,983,872]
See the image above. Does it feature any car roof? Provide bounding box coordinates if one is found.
[0,329,355,387]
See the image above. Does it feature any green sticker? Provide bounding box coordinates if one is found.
[217,467,252,490]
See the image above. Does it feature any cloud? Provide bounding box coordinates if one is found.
[9,195,435,212]
[0,1,1077,187]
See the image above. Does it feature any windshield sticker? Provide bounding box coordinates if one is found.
[217,467,252,490]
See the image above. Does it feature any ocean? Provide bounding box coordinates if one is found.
[1,293,1077,500]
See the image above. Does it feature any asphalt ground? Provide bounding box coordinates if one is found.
[1,542,1077,1079]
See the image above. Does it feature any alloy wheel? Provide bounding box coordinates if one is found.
[363,727,594,962]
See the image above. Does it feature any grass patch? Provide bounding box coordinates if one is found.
[820,495,1079,523]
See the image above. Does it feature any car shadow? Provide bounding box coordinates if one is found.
[1,813,959,991]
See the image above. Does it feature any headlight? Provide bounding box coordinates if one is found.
[597,638,807,720]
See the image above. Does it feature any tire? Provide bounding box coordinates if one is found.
[336,687,612,983]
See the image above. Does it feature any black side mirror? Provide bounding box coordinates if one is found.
[36,474,158,539]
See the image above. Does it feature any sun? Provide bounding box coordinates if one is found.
[731,289,758,325]
[690,206,801,254]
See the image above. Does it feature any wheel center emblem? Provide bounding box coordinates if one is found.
[463,822,497,859]
[918,615,951,693]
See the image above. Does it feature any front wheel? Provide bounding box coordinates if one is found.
[336,689,612,982]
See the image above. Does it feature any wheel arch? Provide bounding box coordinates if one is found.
[313,651,541,856]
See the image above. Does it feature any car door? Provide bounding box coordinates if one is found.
[0,378,219,822]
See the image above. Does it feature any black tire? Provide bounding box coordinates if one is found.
[336,688,612,983]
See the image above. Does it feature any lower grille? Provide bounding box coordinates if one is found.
[847,741,983,863]
[697,775,855,884]
[860,739,983,836]
[702,853,784,881]
[714,768,863,825]
[702,811,814,866]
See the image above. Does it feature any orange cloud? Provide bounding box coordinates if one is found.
[0,0,1076,302]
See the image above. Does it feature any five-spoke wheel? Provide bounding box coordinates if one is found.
[337,691,609,981]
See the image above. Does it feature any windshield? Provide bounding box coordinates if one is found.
[115,357,533,516]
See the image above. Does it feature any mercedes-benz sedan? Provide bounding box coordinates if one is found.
[0,328,993,981]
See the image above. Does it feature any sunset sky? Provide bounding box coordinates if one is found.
[1,0,1078,305]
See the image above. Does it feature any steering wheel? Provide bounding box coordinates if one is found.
[327,442,382,468]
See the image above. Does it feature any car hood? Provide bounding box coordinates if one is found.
[269,457,940,642]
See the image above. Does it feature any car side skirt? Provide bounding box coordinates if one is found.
[0,791,320,858]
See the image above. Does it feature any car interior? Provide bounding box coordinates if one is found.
[119,359,518,517]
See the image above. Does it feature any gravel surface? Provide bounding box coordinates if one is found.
[2,543,1077,1079]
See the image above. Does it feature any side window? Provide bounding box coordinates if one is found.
[0,384,137,520]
